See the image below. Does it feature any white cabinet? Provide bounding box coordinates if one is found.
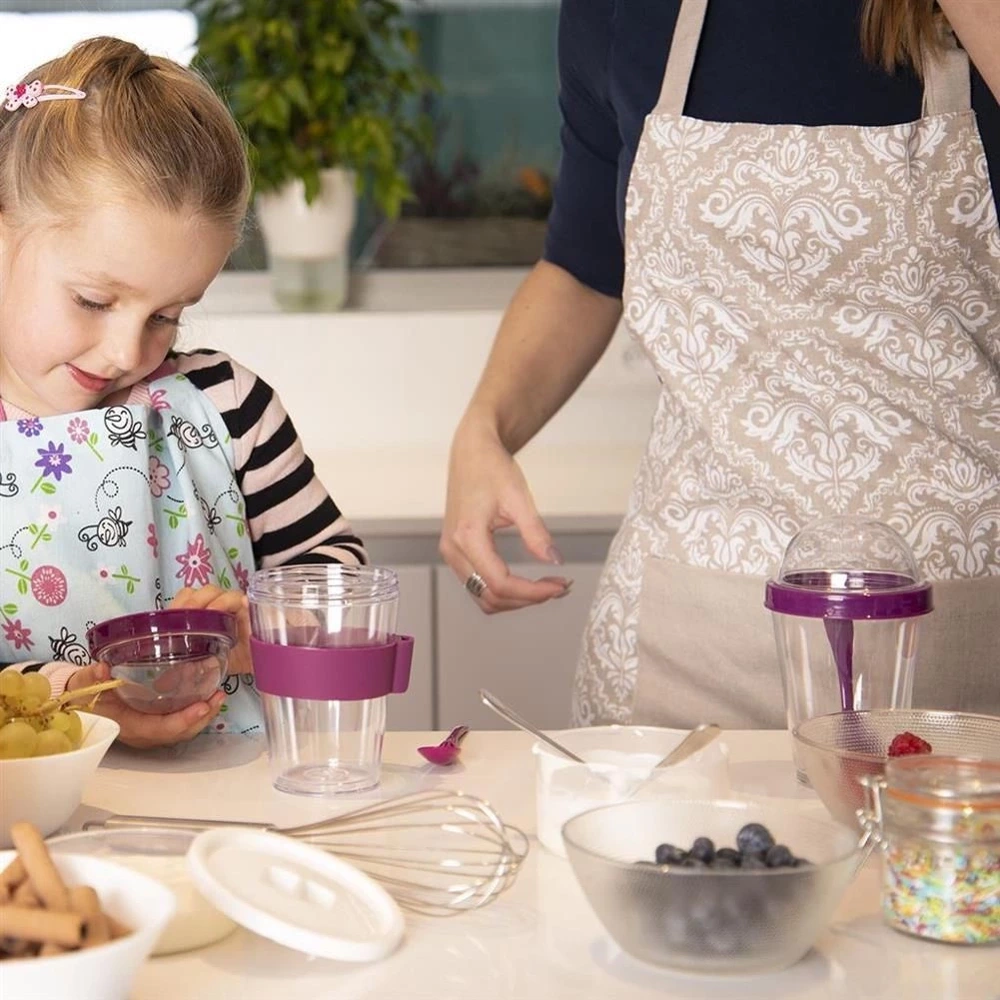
[386,565,435,731]
[434,562,605,731]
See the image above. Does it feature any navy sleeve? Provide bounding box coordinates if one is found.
[542,0,625,299]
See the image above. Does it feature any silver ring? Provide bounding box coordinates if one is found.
[464,571,488,599]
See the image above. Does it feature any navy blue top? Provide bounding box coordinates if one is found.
[543,0,1000,298]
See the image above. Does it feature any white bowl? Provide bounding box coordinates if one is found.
[0,713,119,847]
[48,827,238,956]
[534,726,730,857]
[0,850,176,1000]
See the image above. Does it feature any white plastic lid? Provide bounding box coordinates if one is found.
[186,828,404,963]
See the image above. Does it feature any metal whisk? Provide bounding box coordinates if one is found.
[87,790,530,917]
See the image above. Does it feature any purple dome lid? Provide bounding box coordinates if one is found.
[87,608,238,656]
[764,516,933,620]
[765,571,933,620]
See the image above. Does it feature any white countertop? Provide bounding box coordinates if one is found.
[67,731,994,1000]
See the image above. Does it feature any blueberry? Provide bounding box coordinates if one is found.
[715,847,740,863]
[690,836,715,863]
[765,844,795,868]
[736,822,775,855]
[740,854,767,870]
[709,855,738,869]
[680,856,707,868]
[654,842,687,865]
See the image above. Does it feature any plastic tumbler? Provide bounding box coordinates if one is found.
[248,565,413,795]
[765,517,933,780]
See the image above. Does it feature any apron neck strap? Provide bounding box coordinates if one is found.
[656,2,971,120]
[656,0,709,116]
[921,28,971,116]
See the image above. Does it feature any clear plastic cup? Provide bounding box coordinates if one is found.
[248,565,411,795]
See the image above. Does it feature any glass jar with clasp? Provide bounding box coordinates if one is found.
[860,755,1000,945]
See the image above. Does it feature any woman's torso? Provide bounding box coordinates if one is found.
[561,0,1000,235]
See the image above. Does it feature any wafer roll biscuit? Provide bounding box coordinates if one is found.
[0,857,26,891]
[69,885,110,947]
[0,906,83,948]
[9,823,70,911]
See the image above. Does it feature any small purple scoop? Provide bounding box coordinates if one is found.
[418,726,470,766]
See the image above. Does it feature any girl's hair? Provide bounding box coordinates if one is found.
[861,0,945,74]
[0,36,250,234]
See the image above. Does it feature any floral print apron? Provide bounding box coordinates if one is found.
[573,0,1000,728]
[0,370,263,735]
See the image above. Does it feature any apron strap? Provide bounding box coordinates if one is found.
[656,0,709,116]
[921,28,971,116]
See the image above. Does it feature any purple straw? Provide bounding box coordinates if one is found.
[824,617,855,711]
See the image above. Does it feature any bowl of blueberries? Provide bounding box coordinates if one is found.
[561,798,862,976]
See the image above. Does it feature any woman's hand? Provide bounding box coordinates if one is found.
[65,661,224,749]
[169,585,252,676]
[440,417,572,613]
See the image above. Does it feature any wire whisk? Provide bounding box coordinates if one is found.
[89,790,530,917]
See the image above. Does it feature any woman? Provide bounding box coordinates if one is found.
[441,1,1000,727]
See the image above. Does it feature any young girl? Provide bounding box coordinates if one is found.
[0,37,366,747]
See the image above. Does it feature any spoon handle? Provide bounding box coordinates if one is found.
[654,723,722,769]
[479,689,586,763]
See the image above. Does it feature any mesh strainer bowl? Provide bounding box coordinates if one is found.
[562,798,860,977]
[794,709,1000,827]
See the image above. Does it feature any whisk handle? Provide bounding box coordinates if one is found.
[86,814,276,833]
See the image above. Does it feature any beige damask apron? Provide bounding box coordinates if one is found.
[573,0,1000,729]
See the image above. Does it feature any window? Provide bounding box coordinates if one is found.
[2,1,561,271]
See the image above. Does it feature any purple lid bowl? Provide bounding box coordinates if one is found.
[87,608,238,658]
[764,570,933,620]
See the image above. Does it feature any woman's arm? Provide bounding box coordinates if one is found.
[939,0,1000,100]
[465,260,622,457]
[441,264,621,612]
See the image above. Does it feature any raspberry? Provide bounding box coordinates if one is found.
[887,731,933,757]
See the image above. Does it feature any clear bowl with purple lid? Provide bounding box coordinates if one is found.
[764,517,933,783]
[87,609,237,715]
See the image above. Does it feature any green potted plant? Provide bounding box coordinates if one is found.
[189,0,435,310]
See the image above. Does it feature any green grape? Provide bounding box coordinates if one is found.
[19,695,42,714]
[0,720,39,759]
[0,670,25,698]
[35,729,73,757]
[21,672,51,702]
[49,711,73,733]
[64,710,84,749]
[0,705,8,727]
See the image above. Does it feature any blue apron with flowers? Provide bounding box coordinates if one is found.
[0,370,262,735]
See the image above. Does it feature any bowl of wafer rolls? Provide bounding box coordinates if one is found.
[0,822,175,999]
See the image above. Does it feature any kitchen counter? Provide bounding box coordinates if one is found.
[318,443,644,538]
[68,731,994,1000]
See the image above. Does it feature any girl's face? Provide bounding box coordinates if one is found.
[0,200,234,416]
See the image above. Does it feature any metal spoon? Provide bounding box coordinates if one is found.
[479,689,586,762]
[650,722,722,769]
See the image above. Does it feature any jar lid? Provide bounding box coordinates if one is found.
[87,608,238,654]
[186,828,405,963]
[885,756,1000,811]
[765,516,932,619]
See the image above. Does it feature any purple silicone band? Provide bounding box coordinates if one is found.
[765,571,933,620]
[250,635,414,701]
[88,608,238,656]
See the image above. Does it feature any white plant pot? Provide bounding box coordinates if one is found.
[255,167,357,311]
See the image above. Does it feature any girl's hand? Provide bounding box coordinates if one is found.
[169,585,252,676]
[65,662,223,749]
